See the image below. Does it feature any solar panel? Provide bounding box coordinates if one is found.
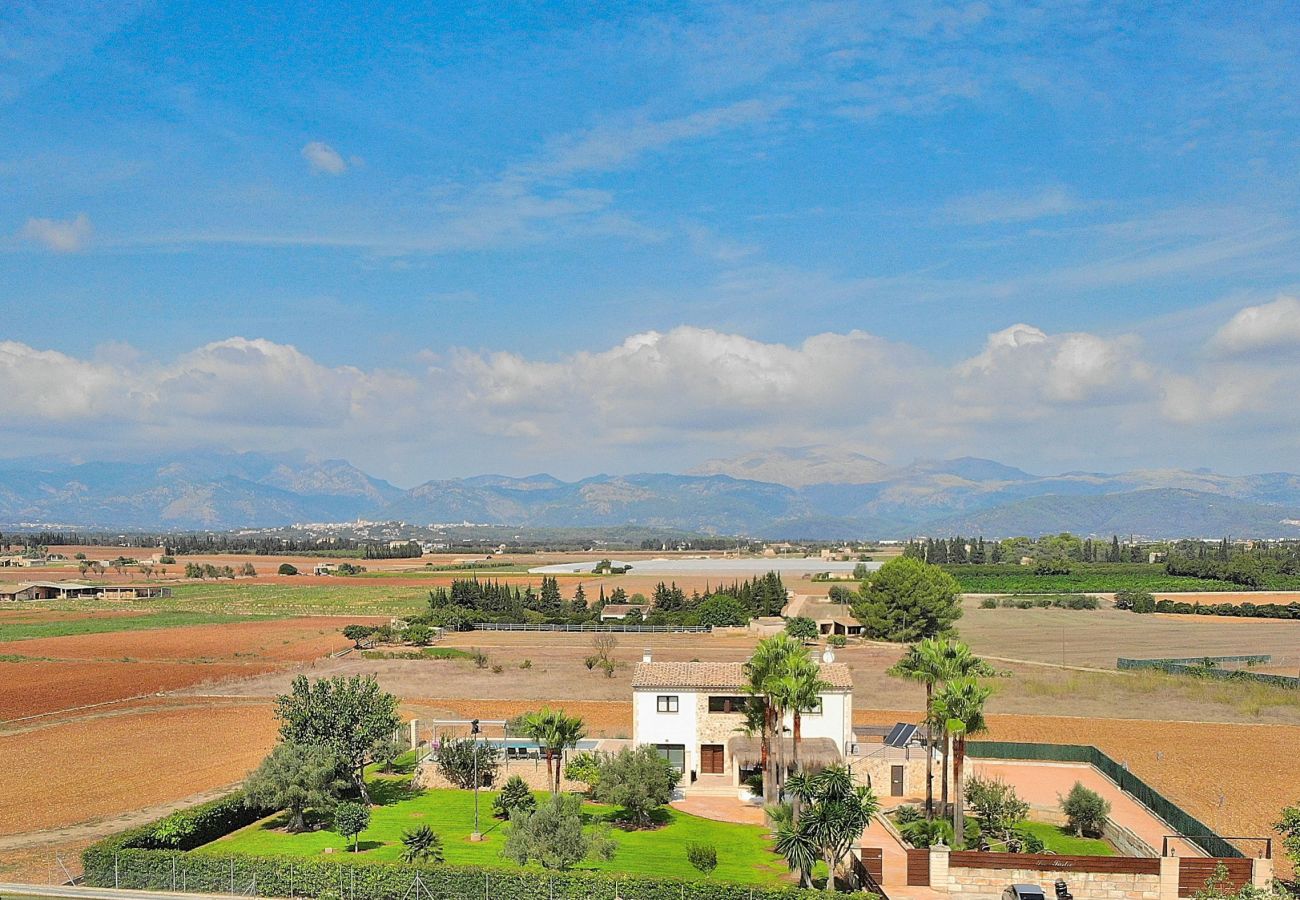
[884,723,917,747]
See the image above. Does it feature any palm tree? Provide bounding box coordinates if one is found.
[770,654,831,821]
[932,676,992,846]
[518,707,586,795]
[889,638,995,818]
[744,634,800,804]
[774,818,819,888]
[785,766,880,892]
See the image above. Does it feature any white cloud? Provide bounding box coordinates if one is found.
[3,315,1300,477]
[1210,295,1300,355]
[943,185,1083,226]
[20,212,92,252]
[301,141,348,175]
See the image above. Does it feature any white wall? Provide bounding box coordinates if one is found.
[632,689,699,773]
[782,690,852,751]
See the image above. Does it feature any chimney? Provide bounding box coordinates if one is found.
[821,645,835,664]
[643,648,653,663]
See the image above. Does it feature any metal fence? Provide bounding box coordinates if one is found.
[1117,655,1300,690]
[468,622,712,633]
[965,741,1242,859]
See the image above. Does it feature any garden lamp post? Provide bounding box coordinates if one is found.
[470,719,482,841]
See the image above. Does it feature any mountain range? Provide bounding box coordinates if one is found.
[2,448,1300,538]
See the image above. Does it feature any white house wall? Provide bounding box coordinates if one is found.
[632,689,700,774]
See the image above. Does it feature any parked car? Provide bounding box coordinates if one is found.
[1002,885,1047,900]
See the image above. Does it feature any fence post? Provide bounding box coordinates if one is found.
[114,852,119,889]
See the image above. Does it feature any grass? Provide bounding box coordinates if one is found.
[1019,821,1115,856]
[198,777,794,886]
[361,647,473,660]
[151,582,431,616]
[0,610,264,642]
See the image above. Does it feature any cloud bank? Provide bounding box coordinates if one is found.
[4,296,1299,481]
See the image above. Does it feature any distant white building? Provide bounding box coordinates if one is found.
[630,652,853,785]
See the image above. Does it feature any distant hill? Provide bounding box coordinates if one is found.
[1,448,1299,538]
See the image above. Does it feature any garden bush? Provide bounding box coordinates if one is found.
[493,775,537,819]
[1061,782,1111,837]
[686,842,718,875]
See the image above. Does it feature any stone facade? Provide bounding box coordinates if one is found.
[943,864,1162,900]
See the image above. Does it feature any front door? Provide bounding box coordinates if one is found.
[700,744,725,774]
[890,764,904,797]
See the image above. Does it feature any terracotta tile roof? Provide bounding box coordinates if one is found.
[631,660,852,691]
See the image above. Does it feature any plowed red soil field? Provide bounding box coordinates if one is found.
[0,660,282,720]
[0,616,350,662]
[0,702,279,834]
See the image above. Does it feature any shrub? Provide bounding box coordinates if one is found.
[979,598,998,608]
[502,793,601,871]
[583,656,598,670]
[899,816,953,848]
[491,664,504,674]
[827,634,847,648]
[278,563,298,576]
[469,648,489,669]
[404,624,433,646]
[893,804,922,825]
[400,825,443,863]
[492,775,536,820]
[686,842,718,875]
[1115,590,1156,613]
[520,658,532,669]
[432,738,500,789]
[1061,781,1111,837]
[564,752,602,792]
[965,776,1029,850]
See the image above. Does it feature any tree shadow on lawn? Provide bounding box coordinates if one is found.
[594,806,672,831]
[368,777,425,806]
[341,841,385,853]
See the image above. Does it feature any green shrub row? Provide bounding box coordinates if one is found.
[81,848,825,900]
[95,791,269,852]
[943,563,1239,594]
[977,594,1100,610]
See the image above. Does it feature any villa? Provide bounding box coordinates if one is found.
[631,648,854,786]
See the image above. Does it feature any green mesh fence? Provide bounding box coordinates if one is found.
[965,741,1242,859]
[1116,656,1299,689]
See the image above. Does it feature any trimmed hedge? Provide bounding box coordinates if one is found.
[83,849,826,900]
[83,792,829,900]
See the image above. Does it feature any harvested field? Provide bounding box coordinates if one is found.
[0,701,279,835]
[959,606,1300,668]
[0,659,283,721]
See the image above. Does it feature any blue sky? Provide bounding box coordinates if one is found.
[3,1,1300,483]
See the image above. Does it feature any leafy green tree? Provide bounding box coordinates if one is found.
[695,593,749,626]
[243,741,347,832]
[1061,781,1111,837]
[400,824,443,863]
[933,675,992,845]
[492,774,536,819]
[432,737,500,788]
[342,624,375,648]
[784,616,819,641]
[502,793,614,871]
[334,801,370,852]
[274,674,400,803]
[591,746,681,828]
[965,775,1029,849]
[518,707,586,795]
[852,557,962,642]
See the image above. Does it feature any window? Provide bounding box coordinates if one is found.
[656,695,679,713]
[655,743,685,772]
[708,695,749,713]
[804,697,824,716]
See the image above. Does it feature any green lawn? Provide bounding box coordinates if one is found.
[0,610,264,642]
[1020,821,1115,856]
[197,777,796,886]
